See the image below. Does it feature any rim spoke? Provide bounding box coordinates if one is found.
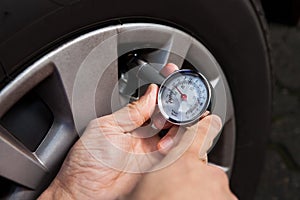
[0,126,47,189]
[209,74,234,124]
[66,29,119,133]
[164,32,193,68]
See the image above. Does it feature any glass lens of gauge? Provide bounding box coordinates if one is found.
[158,70,211,125]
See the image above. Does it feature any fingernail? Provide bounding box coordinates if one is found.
[154,114,166,129]
[200,111,210,119]
[159,136,174,150]
[159,63,178,77]
[144,84,153,96]
[145,84,158,99]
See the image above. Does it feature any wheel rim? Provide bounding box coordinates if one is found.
[0,23,236,199]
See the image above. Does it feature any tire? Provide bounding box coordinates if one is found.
[0,0,272,199]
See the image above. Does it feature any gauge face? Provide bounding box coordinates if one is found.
[158,70,211,125]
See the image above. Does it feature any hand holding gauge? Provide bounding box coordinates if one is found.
[158,69,212,125]
[129,56,213,126]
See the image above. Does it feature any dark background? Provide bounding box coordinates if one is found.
[255,23,300,200]
[255,1,300,198]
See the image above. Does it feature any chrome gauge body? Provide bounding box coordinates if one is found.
[158,70,212,125]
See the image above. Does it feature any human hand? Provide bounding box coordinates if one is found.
[127,115,238,200]
[38,64,180,200]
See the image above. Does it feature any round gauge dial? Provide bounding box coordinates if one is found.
[158,69,212,125]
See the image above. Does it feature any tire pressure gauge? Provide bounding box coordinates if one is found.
[158,69,212,125]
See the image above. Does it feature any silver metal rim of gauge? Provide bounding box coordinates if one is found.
[158,69,212,126]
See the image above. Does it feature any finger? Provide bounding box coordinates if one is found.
[157,115,222,155]
[184,115,222,157]
[130,121,161,139]
[102,84,159,132]
[151,112,173,130]
[200,110,211,119]
[199,153,208,164]
[159,63,179,77]
[157,125,183,154]
[197,115,222,158]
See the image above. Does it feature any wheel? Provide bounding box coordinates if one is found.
[0,0,272,199]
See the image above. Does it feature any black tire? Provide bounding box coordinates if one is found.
[0,0,272,199]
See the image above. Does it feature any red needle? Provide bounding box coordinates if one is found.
[175,86,187,101]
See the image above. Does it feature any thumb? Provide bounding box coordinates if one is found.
[154,115,222,171]
[184,115,222,158]
[108,84,158,132]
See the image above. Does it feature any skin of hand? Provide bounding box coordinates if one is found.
[38,63,180,200]
[127,115,238,200]
[39,63,237,200]
[38,83,167,200]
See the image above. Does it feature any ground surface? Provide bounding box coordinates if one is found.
[254,24,300,200]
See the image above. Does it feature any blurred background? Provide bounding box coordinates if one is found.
[255,0,300,199]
